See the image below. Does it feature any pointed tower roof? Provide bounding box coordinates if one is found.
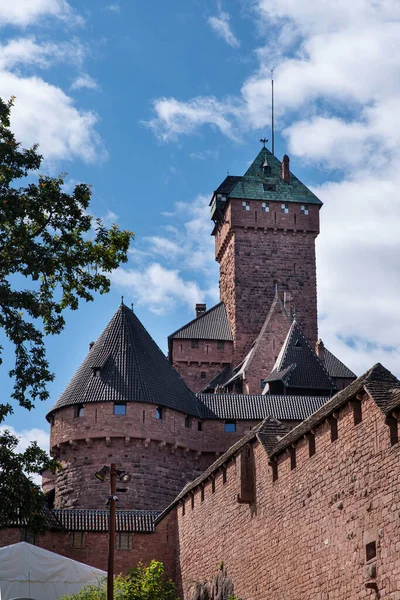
[47,304,200,418]
[228,147,322,205]
[264,319,336,392]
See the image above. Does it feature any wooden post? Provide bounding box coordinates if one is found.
[107,463,117,600]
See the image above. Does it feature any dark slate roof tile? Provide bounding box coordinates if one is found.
[200,364,234,392]
[214,175,242,196]
[169,302,233,341]
[51,509,160,533]
[48,304,200,418]
[197,393,330,421]
[324,348,356,379]
[265,320,337,391]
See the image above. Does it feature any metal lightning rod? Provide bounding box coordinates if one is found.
[271,68,275,156]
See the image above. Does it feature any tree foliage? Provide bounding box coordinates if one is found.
[0,429,59,533]
[61,561,180,600]
[0,97,133,419]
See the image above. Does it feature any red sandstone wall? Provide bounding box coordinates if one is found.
[171,338,233,392]
[217,199,319,362]
[0,511,177,579]
[50,402,260,510]
[175,394,400,599]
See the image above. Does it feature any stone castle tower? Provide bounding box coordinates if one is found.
[169,146,322,392]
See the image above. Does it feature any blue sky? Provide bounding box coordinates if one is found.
[1,0,400,452]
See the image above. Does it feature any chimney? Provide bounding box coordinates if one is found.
[195,303,206,318]
[89,341,94,350]
[315,339,325,363]
[282,154,290,184]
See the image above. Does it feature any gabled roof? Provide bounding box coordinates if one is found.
[200,364,235,392]
[324,348,356,379]
[52,509,160,533]
[169,302,233,341]
[264,320,337,391]
[47,304,200,418]
[228,148,322,205]
[155,417,288,524]
[196,393,330,421]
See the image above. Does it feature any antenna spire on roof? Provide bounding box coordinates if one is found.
[271,68,275,156]
[131,303,134,312]
[120,296,124,306]
[260,137,268,148]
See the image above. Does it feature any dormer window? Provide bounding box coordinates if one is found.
[242,201,250,211]
[301,204,309,215]
[262,184,275,191]
[281,203,289,214]
[93,368,101,377]
[261,202,269,213]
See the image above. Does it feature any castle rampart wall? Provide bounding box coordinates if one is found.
[174,393,400,599]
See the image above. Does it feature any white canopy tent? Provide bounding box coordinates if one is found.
[0,542,106,600]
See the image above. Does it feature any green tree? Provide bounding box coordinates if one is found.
[61,562,180,600]
[0,429,59,533]
[0,97,133,420]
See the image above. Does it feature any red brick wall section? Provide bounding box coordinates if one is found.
[0,511,177,580]
[175,394,400,599]
[50,402,261,510]
[171,339,233,392]
[216,199,319,363]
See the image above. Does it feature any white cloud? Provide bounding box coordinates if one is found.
[3,72,105,163]
[111,194,218,314]
[0,37,85,70]
[0,0,80,27]
[145,96,242,141]
[208,11,240,48]
[111,263,205,315]
[71,73,101,92]
[105,3,121,12]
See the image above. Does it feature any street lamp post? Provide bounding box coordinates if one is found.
[107,463,117,600]
[94,464,131,600]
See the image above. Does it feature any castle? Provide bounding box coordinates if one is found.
[1,146,399,599]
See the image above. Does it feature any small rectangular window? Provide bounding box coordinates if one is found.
[114,403,126,415]
[225,420,236,433]
[116,532,131,550]
[301,204,309,215]
[198,421,203,431]
[200,371,206,380]
[290,447,296,470]
[156,406,163,420]
[308,433,316,457]
[329,417,338,442]
[260,379,265,390]
[191,494,194,509]
[261,202,269,212]
[222,468,227,484]
[75,405,84,418]
[271,460,278,482]
[352,399,362,425]
[185,415,192,428]
[242,201,250,211]
[387,416,398,446]
[191,339,199,348]
[71,532,85,549]
[217,340,225,350]
[211,478,215,493]
[281,203,289,214]
[366,541,376,562]
[200,486,205,502]
[182,502,185,516]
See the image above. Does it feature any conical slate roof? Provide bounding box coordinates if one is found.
[264,320,336,392]
[229,147,322,205]
[47,304,200,418]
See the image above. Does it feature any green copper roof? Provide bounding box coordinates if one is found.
[228,148,322,205]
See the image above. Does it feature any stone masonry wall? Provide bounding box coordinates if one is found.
[0,510,177,579]
[50,402,260,510]
[216,199,319,363]
[171,338,233,392]
[175,393,400,599]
